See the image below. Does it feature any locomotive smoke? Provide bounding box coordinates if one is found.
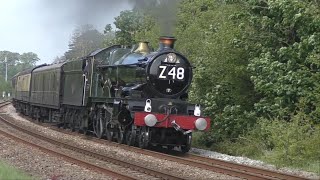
[130,0,181,36]
[39,0,132,30]
[40,0,180,36]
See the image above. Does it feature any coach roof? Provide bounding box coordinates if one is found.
[33,62,65,73]
[14,64,48,76]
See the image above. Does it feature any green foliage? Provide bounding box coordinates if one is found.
[19,52,39,66]
[0,76,12,97]
[0,51,39,78]
[133,14,160,49]
[0,161,33,180]
[107,2,320,171]
[110,10,158,47]
[191,131,208,149]
[176,0,256,143]
[103,24,116,47]
[113,10,145,45]
[114,11,160,48]
[246,0,320,122]
[0,50,39,94]
[111,1,180,48]
[208,106,256,143]
[217,112,320,174]
[65,24,104,60]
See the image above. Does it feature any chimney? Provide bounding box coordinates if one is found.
[159,36,176,50]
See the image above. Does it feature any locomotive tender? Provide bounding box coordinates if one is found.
[12,36,210,152]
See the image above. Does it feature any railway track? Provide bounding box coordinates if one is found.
[70,131,309,180]
[182,154,308,180]
[46,127,310,180]
[46,119,307,180]
[112,144,308,180]
[0,100,11,108]
[0,102,310,180]
[0,102,183,180]
[0,129,134,180]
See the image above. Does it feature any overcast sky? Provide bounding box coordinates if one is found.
[0,0,132,64]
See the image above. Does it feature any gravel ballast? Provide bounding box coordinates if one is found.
[2,104,319,179]
[191,146,319,179]
[1,105,235,180]
[0,134,113,180]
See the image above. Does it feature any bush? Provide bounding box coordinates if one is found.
[199,105,257,146]
[259,115,320,172]
[214,112,320,174]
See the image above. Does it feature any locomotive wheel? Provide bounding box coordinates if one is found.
[63,111,69,129]
[138,133,148,149]
[70,111,76,132]
[138,127,149,149]
[181,134,192,153]
[35,109,41,123]
[75,112,82,132]
[93,109,105,139]
[126,128,136,146]
[116,127,125,144]
[105,129,112,141]
[30,107,34,119]
[94,118,104,138]
[82,127,88,135]
[181,145,191,153]
[167,145,174,151]
[80,113,89,134]
[105,124,113,141]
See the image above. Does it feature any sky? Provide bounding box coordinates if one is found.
[0,0,132,64]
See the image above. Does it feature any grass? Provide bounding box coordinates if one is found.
[0,161,33,180]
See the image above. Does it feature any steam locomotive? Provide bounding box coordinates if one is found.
[12,36,210,152]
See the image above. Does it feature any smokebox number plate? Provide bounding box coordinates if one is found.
[157,65,184,80]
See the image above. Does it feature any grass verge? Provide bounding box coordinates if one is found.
[0,161,33,180]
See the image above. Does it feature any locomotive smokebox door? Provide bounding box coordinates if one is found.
[146,51,193,98]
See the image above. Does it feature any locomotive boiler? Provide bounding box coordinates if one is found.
[12,36,210,152]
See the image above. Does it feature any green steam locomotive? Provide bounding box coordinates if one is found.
[12,36,210,152]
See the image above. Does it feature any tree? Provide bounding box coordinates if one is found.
[65,24,104,61]
[113,10,144,45]
[20,52,39,66]
[108,0,257,144]
[102,24,116,47]
[245,0,320,122]
[175,0,257,143]
[112,1,179,48]
[0,50,40,94]
[103,24,112,34]
[52,55,66,64]
[0,51,40,79]
[131,0,180,36]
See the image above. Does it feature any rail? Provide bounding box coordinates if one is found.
[0,111,182,180]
